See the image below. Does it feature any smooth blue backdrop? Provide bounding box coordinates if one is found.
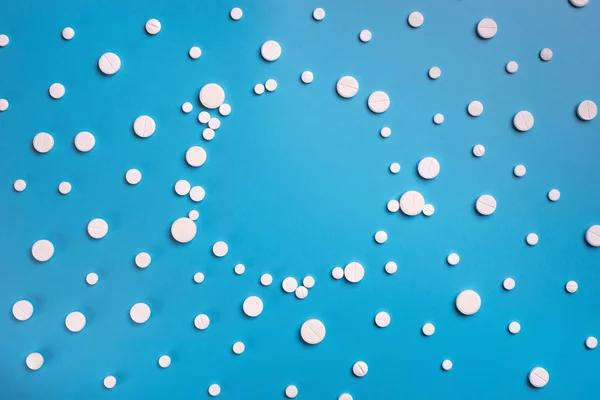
[1,0,599,398]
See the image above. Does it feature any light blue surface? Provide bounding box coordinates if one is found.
[1,0,599,398]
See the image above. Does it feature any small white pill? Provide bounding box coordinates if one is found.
[13,300,33,321]
[260,273,273,286]
[586,225,600,247]
[509,321,521,334]
[548,189,560,202]
[477,18,498,39]
[26,353,44,371]
[254,84,265,95]
[32,239,54,262]
[384,261,397,274]
[332,266,344,279]
[455,290,481,315]
[189,46,202,59]
[208,384,221,397]
[529,367,549,388]
[198,111,210,124]
[158,355,171,368]
[423,204,435,217]
[303,276,315,288]
[199,83,225,109]
[513,111,534,132]
[285,385,298,398]
[295,286,308,299]
[380,127,391,138]
[193,272,205,283]
[540,48,553,61]
[133,115,156,138]
[74,131,96,152]
[566,280,578,293]
[145,19,161,35]
[339,394,353,400]
[375,311,390,328]
[125,169,142,185]
[422,322,435,336]
[62,27,75,40]
[389,162,400,174]
[175,180,191,196]
[219,104,231,116]
[400,190,425,216]
[472,144,485,157]
[104,376,116,389]
[135,252,151,268]
[171,217,197,243]
[336,76,359,99]
[368,91,390,113]
[234,263,245,275]
[202,128,215,141]
[98,52,121,75]
[194,314,210,330]
[261,40,282,62]
[33,132,54,153]
[186,146,207,167]
[586,336,597,349]
[344,261,365,283]
[86,272,98,285]
[387,199,400,213]
[301,71,314,84]
[374,230,388,244]
[359,29,372,43]
[526,233,539,246]
[475,194,496,216]
[577,100,597,121]
[442,360,453,371]
[243,296,263,317]
[282,277,298,293]
[353,361,368,377]
[87,218,108,239]
[14,179,26,192]
[313,8,325,21]
[428,67,441,80]
[408,11,424,28]
[190,186,206,202]
[49,83,65,99]
[514,165,526,177]
[300,318,326,344]
[265,79,277,92]
[0,98,8,111]
[233,341,245,354]
[468,101,484,117]
[0,34,9,47]
[506,61,518,74]
[433,113,444,124]
[570,0,590,7]
[418,157,440,179]
[65,311,86,332]
[447,253,460,266]
[130,302,151,324]
[213,241,228,257]
[503,278,516,290]
[230,7,243,20]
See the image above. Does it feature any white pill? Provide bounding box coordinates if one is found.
[359,29,372,42]
[368,91,390,113]
[125,169,142,185]
[87,218,108,239]
[295,286,308,299]
[0,98,8,111]
[260,273,273,286]
[408,11,424,28]
[208,384,221,397]
[332,266,344,279]
[133,115,156,138]
[98,52,121,75]
[193,272,205,284]
[470,144,486,158]
[207,118,220,131]
[158,355,171,368]
[547,189,560,202]
[219,103,231,116]
[233,341,245,354]
[261,40,282,62]
[86,272,98,285]
[447,253,460,266]
[49,83,65,99]
[433,113,444,124]
[282,277,298,293]
[586,336,597,349]
[303,276,315,288]
[336,76,359,99]
[189,186,205,203]
[58,181,72,196]
[417,157,440,179]
[577,100,597,121]
[234,264,245,275]
[175,180,191,196]
[503,278,516,290]
[202,128,215,141]
[475,194,496,216]
[313,8,325,21]
[181,102,193,113]
[0,34,8,47]
[455,289,481,315]
[566,280,578,293]
[62,27,75,40]
[199,83,225,109]
[189,46,202,59]
[389,162,400,174]
[586,225,600,247]
[186,146,207,167]
[384,261,397,274]
[171,217,197,243]
[301,71,314,84]
[513,111,534,132]
[65,311,86,332]
[570,0,590,7]
[198,111,210,124]
[33,132,54,153]
[74,131,96,152]
[442,360,453,371]
[514,165,526,177]
[145,19,161,35]
[285,385,298,398]
[13,300,33,321]
[243,296,263,317]
[353,361,368,377]
[540,48,553,61]
[506,61,518,74]
[301,318,326,344]
[399,190,425,216]
[104,376,117,389]
[529,367,549,388]
[230,7,243,20]
[477,18,498,39]
[264,79,278,92]
[508,321,521,334]
[468,101,483,117]
[344,261,365,283]
[380,127,391,138]
[14,179,26,192]
[130,302,151,323]
[375,311,391,328]
[194,314,210,330]
[213,241,229,257]
[254,83,265,95]
[387,199,400,213]
[427,66,441,80]
[26,353,44,371]
[526,233,539,246]
[32,239,54,262]
[339,394,353,400]
[135,252,151,268]
[374,230,388,244]
[423,204,435,217]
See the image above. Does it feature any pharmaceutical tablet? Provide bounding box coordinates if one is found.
[285,385,298,399]
[570,0,590,7]
[540,48,553,61]
[74,131,96,152]
[455,290,481,315]
[475,194,496,216]
[513,111,534,132]
[208,117,221,130]
[506,61,518,74]
[199,83,225,109]
[300,319,326,344]
[0,98,8,111]
[260,273,273,286]
[526,233,539,246]
[399,190,425,216]
[368,91,390,113]
[104,376,117,389]
[145,19,161,35]
[301,71,314,84]
[438,360,452,372]
[86,272,98,285]
[566,280,578,293]
[254,84,265,95]
[208,384,221,397]
[261,40,282,62]
[62,27,75,40]
[0,34,8,47]
[547,189,560,202]
[189,46,202,59]
[265,79,278,92]
[213,241,229,257]
[389,162,400,174]
[418,157,440,179]
[175,180,191,196]
[171,217,197,243]
[339,394,353,400]
[336,76,359,99]
[313,8,325,21]
[295,286,308,299]
[359,30,372,43]
[509,321,521,334]
[194,314,210,330]
[130,302,151,324]
[33,132,54,153]
[32,239,54,262]
[586,336,597,349]
[303,276,315,288]
[158,355,171,368]
[408,12,424,28]
[332,266,344,279]
[577,100,597,121]
[447,253,460,266]
[135,252,151,268]
[26,353,44,371]
[423,204,435,217]
[98,52,121,75]
[467,101,483,117]
[503,278,516,290]
[428,67,441,80]
[243,296,264,317]
[12,300,33,321]
[125,169,142,185]
[65,311,86,332]
[344,261,365,283]
[477,18,497,39]
[387,200,400,213]
[514,165,526,177]
[375,311,391,328]
[190,186,205,202]
[472,144,485,157]
[380,127,391,138]
[385,261,397,274]
[353,361,368,377]
[233,341,245,354]
[219,104,231,116]
[529,367,549,388]
[202,128,215,141]
[181,102,193,113]
[58,181,72,194]
[198,111,210,124]
[282,277,298,293]
[374,230,388,244]
[14,179,26,192]
[133,115,156,138]
[586,225,600,247]
[87,218,108,239]
[433,113,444,124]
[230,7,243,20]
[49,83,65,99]
[186,146,207,167]
[234,263,245,275]
[193,272,205,284]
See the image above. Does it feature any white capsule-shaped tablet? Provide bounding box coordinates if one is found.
[374,230,388,244]
[62,27,75,40]
[577,100,597,121]
[331,266,344,279]
[58,181,72,195]
[87,218,108,239]
[417,157,440,179]
[514,164,526,177]
[375,311,390,328]
[145,19,161,35]
[352,361,368,377]
[13,300,34,321]
[186,146,207,167]
[526,233,539,246]
[33,132,55,153]
[194,314,210,330]
[472,144,486,157]
[408,11,424,28]
[32,239,54,262]
[98,52,121,75]
[433,113,444,124]
[442,360,453,371]
[261,40,282,62]
[513,111,534,132]
[508,321,521,334]
[133,115,156,138]
[529,367,549,388]
[104,375,117,389]
[506,61,518,74]
[26,352,44,371]
[586,336,597,349]
[566,280,578,293]
[74,131,96,152]
[477,18,498,39]
[336,76,359,99]
[540,48,553,61]
[548,189,560,202]
[300,318,326,344]
[260,273,273,286]
[49,83,65,99]
[344,261,365,283]
[455,289,481,315]
[422,322,435,336]
[586,225,600,247]
[399,190,425,216]
[243,296,263,317]
[447,253,460,266]
[65,311,86,332]
[384,261,397,274]
[368,91,390,114]
[503,278,516,291]
[130,302,151,324]
[475,194,496,216]
[428,67,441,80]
[212,241,228,257]
[199,83,225,109]
[301,71,314,84]
[387,199,400,213]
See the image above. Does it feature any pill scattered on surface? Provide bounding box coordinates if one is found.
[135,252,151,268]
[344,262,365,283]
[254,84,265,95]
[49,83,65,99]
[442,360,453,371]
[0,34,9,47]
[243,296,264,317]
[428,67,441,80]
[368,91,390,113]
[586,225,600,247]
[540,48,553,61]
[193,272,205,284]
[585,336,597,349]
[74,131,96,152]
[219,104,231,116]
[198,111,210,124]
[212,241,228,257]
[526,233,539,246]
[313,8,325,21]
[566,280,578,293]
[133,115,156,138]
[359,29,372,42]
[171,217,196,243]
[265,79,278,92]
[509,321,521,334]
[190,186,206,202]
[475,194,496,216]
[506,61,518,73]
[374,230,388,244]
[295,286,308,299]
[33,132,55,153]
[282,277,298,293]
[339,394,353,400]
[336,76,359,99]
[529,367,549,388]
[58,181,71,195]
[12,300,33,321]
[234,264,245,275]
[189,46,202,59]
[418,157,440,179]
[230,7,243,20]
[175,180,191,196]
[301,71,314,83]
[384,261,397,274]
[86,272,98,285]
[548,189,560,202]
[331,266,344,279]
[145,19,161,35]
[375,311,391,328]
[387,200,400,213]
[104,376,116,389]
[186,146,207,167]
[61,27,75,40]
[503,278,516,291]
[447,253,460,266]
[158,355,171,368]
[399,190,425,216]
[208,384,221,397]
[577,100,597,121]
[202,128,215,141]
[455,289,481,315]
[423,204,435,217]
[260,40,282,62]
[408,11,424,28]
[260,273,273,286]
[300,319,326,344]
[285,385,298,399]
[199,83,225,109]
[14,179,26,192]
[194,314,210,330]
[477,18,498,39]
[468,101,484,117]
[65,311,86,332]
[570,0,590,7]
[233,341,245,354]
[26,352,44,371]
[352,361,368,377]
[87,218,108,239]
[472,144,486,157]
[130,302,151,324]
[303,276,315,288]
[98,52,121,75]
[32,239,54,262]
[0,98,8,111]
[513,111,534,132]
[433,113,444,124]
[125,169,142,185]
[380,127,391,138]
[422,322,435,336]
[514,165,526,177]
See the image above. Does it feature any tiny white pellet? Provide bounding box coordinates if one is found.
[380,127,391,138]
[242,296,263,317]
[586,225,600,247]
[158,355,171,368]
[374,230,388,244]
[475,194,496,216]
[230,7,243,21]
[190,186,206,202]
[423,204,435,217]
[130,302,151,324]
[433,113,444,124]
[98,52,121,75]
[199,84,225,109]
[125,169,142,185]
[26,353,44,371]
[514,165,526,177]
[352,361,368,377]
[468,101,483,117]
[295,286,308,299]
[254,83,265,95]
[344,261,365,283]
[529,367,549,388]
[285,385,298,399]
[577,100,597,121]
[62,27,75,40]
[194,314,210,330]
[586,336,598,349]
[265,79,277,92]
[186,146,207,167]
[133,115,156,138]
[428,67,441,80]
[417,157,440,179]
[548,189,560,202]
[261,40,282,62]
[86,272,98,285]
[300,319,326,344]
[422,322,435,336]
[14,179,26,192]
[447,253,460,266]
[260,273,273,286]
[384,261,397,274]
[193,272,205,284]
[303,276,315,288]
[234,263,245,275]
[208,384,221,397]
[513,111,534,132]
[87,218,108,239]
[49,83,65,99]
[389,162,401,174]
[282,277,298,293]
[65,311,86,332]
[526,233,539,246]
[472,144,486,157]
[212,241,228,257]
[477,18,498,39]
[368,91,390,114]
[13,300,33,321]
[331,266,344,279]
[455,289,481,315]
[359,29,372,43]
[175,180,191,196]
[540,48,553,61]
[219,104,231,116]
[145,19,161,35]
[233,341,245,354]
[189,46,202,59]
[375,311,390,328]
[313,8,325,21]
[508,321,521,334]
[565,280,578,293]
[506,61,518,74]
[387,200,400,213]
[104,376,116,389]
[408,11,424,28]
[31,239,54,262]
[442,360,453,371]
[503,278,516,291]
[203,128,215,141]
[301,71,314,84]
[135,252,151,268]
[33,132,55,153]
[400,190,425,216]
[336,76,359,99]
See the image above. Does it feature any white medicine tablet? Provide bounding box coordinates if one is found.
[49,83,65,99]
[233,341,245,354]
[433,113,444,124]
[130,302,151,324]
[514,165,526,177]
[418,157,440,179]
[65,311,86,332]
[104,376,117,389]
[566,280,578,293]
[194,314,210,330]
[193,272,205,283]
[344,261,365,283]
[189,46,202,59]
[359,29,372,43]
[212,241,228,257]
[526,233,539,246]
[586,336,597,349]
[389,162,400,174]
[422,322,435,336]
[219,104,231,116]
[133,115,156,138]
[182,102,193,113]
[208,384,221,397]
[472,144,486,157]
[332,266,344,279]
[145,19,161,35]
[0,98,8,111]
[384,261,397,274]
[26,352,44,371]
[285,385,298,398]
[13,300,34,321]
[175,180,191,196]
[87,218,108,239]
[570,0,590,7]
[508,321,521,334]
[234,263,245,275]
[186,146,207,167]
[202,128,215,141]
[98,52,121,75]
[387,199,400,213]
[353,361,368,377]
[540,48,553,61]
[468,101,484,117]
[368,91,390,113]
[301,71,314,84]
[260,273,273,286]
[198,111,210,124]
[86,272,98,285]
[74,131,96,152]
[423,204,435,216]
[300,319,326,344]
[199,83,225,109]
[506,61,519,74]
[243,296,263,317]
[400,190,425,216]
[577,100,597,121]
[455,290,481,315]
[0,34,9,47]
[135,252,151,268]
[447,253,460,266]
[190,186,206,202]
[408,11,424,28]
[374,230,388,244]
[125,169,142,185]
[513,111,534,132]
[339,394,353,400]
[261,40,282,62]
[313,8,326,21]
[62,27,75,40]
[548,189,560,202]
[503,278,516,290]
[32,239,54,262]
[477,18,498,39]
[529,367,549,388]
[586,225,600,247]
[442,360,453,371]
[265,79,277,92]
[375,311,391,328]
[303,276,315,288]
[428,67,441,80]
[158,355,171,368]
[230,7,243,20]
[295,286,308,299]
[475,194,496,216]
[14,179,26,192]
[380,127,391,138]
[33,132,55,153]
[336,76,359,99]
[282,277,298,293]
[171,217,197,243]
[254,83,265,95]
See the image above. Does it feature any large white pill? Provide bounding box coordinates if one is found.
[548,189,560,202]
[344,261,365,283]
[374,230,388,244]
[14,179,26,192]
[104,376,117,389]
[171,218,196,243]
[260,273,273,286]
[540,48,553,61]
[570,0,590,7]
[526,233,539,246]
[186,146,207,167]
[509,321,521,334]
[472,144,485,157]
[529,367,549,388]
[475,194,496,216]
[301,71,314,84]
[65,311,86,332]
[408,12,424,28]
[336,76,359,99]
[0,98,8,111]
[399,190,425,216]
[375,311,390,328]
[33,132,54,153]
[193,272,205,283]
[387,200,400,213]
[577,100,597,121]
[199,83,225,109]
[384,261,397,274]
[282,277,298,293]
[513,111,534,132]
[442,360,453,371]
[87,218,108,239]
[455,290,481,315]
[189,46,202,59]
[359,29,372,43]
[32,239,54,262]
[13,300,33,321]
[313,8,325,20]
[230,7,243,20]
[514,165,526,177]
[418,157,440,179]
[49,83,65,99]
[566,280,578,293]
[194,314,210,329]
[133,115,156,138]
[233,341,245,354]
[98,52,121,75]
[265,79,277,92]
[243,296,263,317]
[301,319,326,344]
[86,272,98,285]
[303,276,315,288]
[506,61,519,74]
[208,384,221,397]
[423,204,435,216]
[158,355,171,368]
[261,40,282,62]
[332,266,344,279]
[295,286,308,299]
[74,131,96,152]
[190,186,206,202]
[477,18,498,39]
[503,278,516,290]
[352,361,368,377]
[125,169,142,185]
[368,91,390,113]
[586,336,597,349]
[175,180,191,196]
[285,385,298,398]
[212,241,228,257]
[433,113,444,124]
[130,302,151,324]
[26,352,44,370]
[586,225,600,247]
[0,34,9,47]
[380,127,391,138]
[447,253,460,266]
[428,67,441,80]
[468,101,484,117]
[58,181,72,195]
[62,27,75,40]
[135,252,151,268]
[145,19,161,35]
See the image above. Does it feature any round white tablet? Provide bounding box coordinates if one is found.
[26,353,44,371]
[49,83,65,99]
[418,157,440,179]
[429,67,441,80]
[190,186,205,202]
[130,302,151,324]
[254,83,265,95]
[295,286,308,299]
[408,11,424,28]
[189,46,202,59]
[13,300,33,321]
[359,29,372,43]
[219,103,231,116]
[230,7,243,20]
[133,115,156,138]
[125,169,141,185]
[442,360,453,371]
[513,111,534,132]
[212,241,228,257]
[586,336,597,349]
[547,189,560,202]
[98,52,121,75]
[285,385,298,399]
[86,272,98,285]
[301,71,314,84]
[186,146,207,167]
[375,311,390,328]
[468,101,483,117]
[135,252,151,268]
[194,314,210,330]
[234,264,245,275]
[374,230,388,244]
[181,102,193,113]
[344,261,365,283]
[0,98,8,111]
[529,367,549,388]
[208,384,221,397]
[104,376,116,389]
[282,277,298,293]
[509,321,521,334]
[313,8,325,21]
[203,128,215,141]
[303,276,315,288]
[477,18,498,39]
[433,113,444,124]
[74,131,95,152]
[233,341,245,354]
[339,394,353,400]
[32,239,54,262]
[87,218,108,239]
[447,253,460,266]
[387,199,400,213]
[380,127,391,138]
[389,162,400,174]
[243,296,263,317]
[540,48,553,61]
[399,190,425,216]
[570,0,590,7]
[506,61,518,74]
[199,83,225,109]
[300,319,326,344]
[566,280,578,293]
[260,273,273,286]
[423,204,435,217]
[0,34,8,47]
[265,79,277,92]
[422,322,435,336]
[332,266,344,279]
[65,311,86,332]
[368,91,390,113]
[514,165,526,177]
[193,272,205,283]
[198,111,210,124]
[261,40,282,62]
[33,132,54,153]
[14,179,26,192]
[503,278,516,290]
[385,261,397,274]
[577,100,597,121]
[353,361,368,377]
[62,27,75,40]
[475,194,496,216]
[471,144,486,158]
[455,290,481,315]
[145,19,161,35]
[174,180,191,196]
[586,225,600,247]
[336,76,359,99]
[526,233,539,246]
[158,355,171,368]
[171,217,197,243]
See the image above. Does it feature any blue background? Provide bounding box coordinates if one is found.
[1,0,599,398]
